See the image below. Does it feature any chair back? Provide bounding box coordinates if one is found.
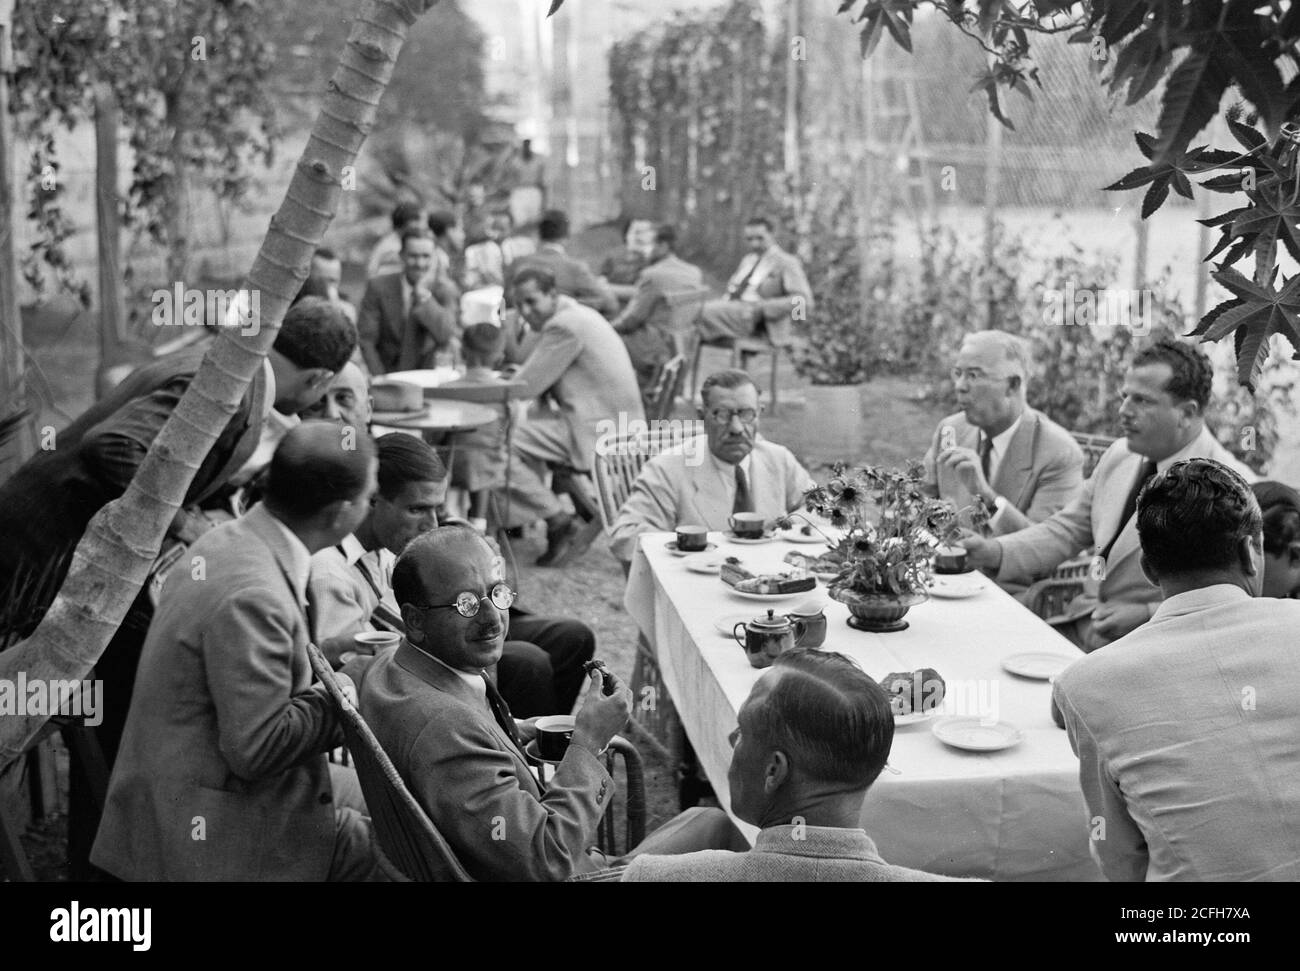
[643,355,686,422]
[1070,431,1117,479]
[305,642,473,882]
[664,286,710,356]
[592,427,693,535]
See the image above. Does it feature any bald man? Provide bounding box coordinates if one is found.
[93,423,384,881]
[360,526,741,880]
[922,330,1083,537]
[302,360,373,431]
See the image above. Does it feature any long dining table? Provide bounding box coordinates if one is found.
[624,529,1103,881]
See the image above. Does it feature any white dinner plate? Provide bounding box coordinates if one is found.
[728,586,817,601]
[894,708,939,727]
[927,574,987,599]
[724,531,777,545]
[685,553,725,574]
[1001,652,1076,681]
[778,526,826,544]
[931,717,1024,752]
[713,613,753,638]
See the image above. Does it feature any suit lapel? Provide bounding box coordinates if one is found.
[939,419,980,510]
[992,411,1037,507]
[690,459,733,530]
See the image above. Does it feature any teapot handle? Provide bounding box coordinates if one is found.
[733,622,747,648]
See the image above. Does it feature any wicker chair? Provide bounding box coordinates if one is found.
[643,354,687,423]
[595,737,646,855]
[592,428,691,536]
[305,641,474,882]
[1071,431,1116,479]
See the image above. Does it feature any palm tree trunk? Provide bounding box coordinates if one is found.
[0,0,446,767]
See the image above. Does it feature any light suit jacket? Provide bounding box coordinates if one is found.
[91,505,343,881]
[359,641,613,881]
[995,426,1254,649]
[1053,586,1300,882]
[514,296,644,469]
[725,245,813,346]
[622,825,978,882]
[921,407,1084,536]
[610,437,815,563]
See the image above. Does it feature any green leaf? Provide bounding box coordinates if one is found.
[1152,50,1232,167]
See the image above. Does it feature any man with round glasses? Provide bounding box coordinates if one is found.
[360,525,741,880]
[610,368,815,564]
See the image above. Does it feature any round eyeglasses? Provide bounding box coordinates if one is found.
[419,582,516,618]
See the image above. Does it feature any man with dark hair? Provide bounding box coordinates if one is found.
[1053,458,1300,882]
[93,423,383,881]
[623,650,972,881]
[610,224,705,394]
[367,200,425,279]
[610,368,814,564]
[358,227,459,374]
[360,526,739,880]
[426,209,464,284]
[297,247,358,327]
[501,268,644,565]
[463,209,536,290]
[697,216,813,346]
[507,208,617,316]
[309,433,596,716]
[1252,480,1300,599]
[963,338,1254,652]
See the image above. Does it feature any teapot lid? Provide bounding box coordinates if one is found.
[750,608,791,629]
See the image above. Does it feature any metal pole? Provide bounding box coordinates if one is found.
[983,105,1002,329]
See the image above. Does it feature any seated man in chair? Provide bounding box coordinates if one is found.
[697,216,812,348]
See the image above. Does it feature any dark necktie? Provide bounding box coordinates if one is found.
[978,434,993,483]
[733,463,754,514]
[1098,458,1157,563]
[482,673,525,754]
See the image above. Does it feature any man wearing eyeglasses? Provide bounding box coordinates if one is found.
[921,330,1083,540]
[360,525,741,880]
[610,369,815,564]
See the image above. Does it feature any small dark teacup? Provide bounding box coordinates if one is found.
[534,715,576,761]
[676,524,709,552]
[728,512,766,539]
[934,544,970,575]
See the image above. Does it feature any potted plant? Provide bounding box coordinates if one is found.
[787,462,986,632]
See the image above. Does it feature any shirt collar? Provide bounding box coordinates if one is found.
[1151,583,1252,621]
[422,647,488,697]
[256,506,314,606]
[1153,425,1213,473]
[987,412,1023,458]
[752,825,886,862]
[337,533,366,565]
[707,446,753,479]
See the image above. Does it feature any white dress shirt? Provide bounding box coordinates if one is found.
[706,449,754,511]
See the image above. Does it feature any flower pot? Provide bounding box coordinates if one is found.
[831,586,929,633]
[802,384,862,458]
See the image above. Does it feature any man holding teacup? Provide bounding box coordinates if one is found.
[610,369,815,563]
[360,526,743,880]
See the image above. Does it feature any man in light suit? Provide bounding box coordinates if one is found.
[360,526,739,881]
[610,369,814,564]
[357,227,459,375]
[622,650,977,882]
[1054,459,1300,881]
[499,267,644,565]
[506,209,618,317]
[922,330,1083,538]
[92,423,382,881]
[610,224,705,394]
[697,216,813,347]
[963,339,1254,652]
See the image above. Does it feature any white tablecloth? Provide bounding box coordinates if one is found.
[624,530,1102,881]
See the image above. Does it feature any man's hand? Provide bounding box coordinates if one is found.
[1091,601,1149,642]
[571,669,632,756]
[514,717,539,744]
[939,446,994,503]
[959,531,1003,572]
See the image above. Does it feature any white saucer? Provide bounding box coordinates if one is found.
[894,708,939,727]
[728,584,817,601]
[666,540,718,556]
[713,613,754,638]
[932,717,1023,752]
[779,526,826,544]
[685,553,725,574]
[928,573,987,598]
[1001,652,1076,680]
[724,531,776,545]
